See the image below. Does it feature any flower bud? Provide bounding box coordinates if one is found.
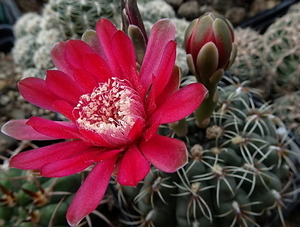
[184,13,237,128]
[184,12,236,84]
[121,0,148,65]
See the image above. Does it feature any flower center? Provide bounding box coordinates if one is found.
[74,77,145,145]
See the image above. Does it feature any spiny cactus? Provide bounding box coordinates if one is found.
[0,163,81,226]
[0,141,117,227]
[263,11,300,96]
[228,27,273,99]
[138,0,175,24]
[47,0,121,39]
[12,0,121,79]
[118,76,300,227]
[273,90,300,140]
[13,12,42,39]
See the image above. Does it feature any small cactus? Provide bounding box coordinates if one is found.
[12,0,121,79]
[273,90,300,140]
[228,27,273,99]
[0,141,117,226]
[119,76,300,227]
[263,12,300,96]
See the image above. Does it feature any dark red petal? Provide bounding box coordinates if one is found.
[155,65,180,107]
[127,118,145,141]
[95,18,121,77]
[94,149,123,161]
[78,128,113,148]
[46,70,84,104]
[144,74,157,115]
[9,140,91,170]
[66,155,118,227]
[18,77,59,112]
[152,41,177,99]
[140,19,176,91]
[117,145,150,186]
[51,42,74,76]
[40,147,104,177]
[52,100,76,122]
[84,54,113,83]
[151,83,208,124]
[1,119,57,141]
[27,117,81,139]
[65,40,94,69]
[111,31,141,87]
[139,134,188,172]
[143,112,161,142]
[73,68,98,93]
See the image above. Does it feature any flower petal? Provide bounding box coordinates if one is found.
[140,19,176,91]
[151,83,208,124]
[52,100,76,122]
[117,145,150,186]
[111,30,142,91]
[45,70,84,104]
[84,54,113,83]
[51,42,75,76]
[152,40,177,99]
[155,65,180,107]
[40,147,104,177]
[72,68,98,93]
[26,117,81,139]
[9,140,91,170]
[77,128,116,148]
[94,149,123,161]
[64,40,94,69]
[18,77,59,112]
[144,111,161,142]
[95,18,121,77]
[1,119,57,141]
[66,156,118,227]
[140,134,188,172]
[127,118,145,141]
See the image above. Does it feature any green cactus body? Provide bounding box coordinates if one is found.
[48,0,120,38]
[120,78,299,227]
[273,90,300,140]
[0,164,83,227]
[12,0,121,79]
[263,12,300,96]
[229,27,271,94]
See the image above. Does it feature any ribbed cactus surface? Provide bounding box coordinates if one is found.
[0,166,81,226]
[118,77,299,227]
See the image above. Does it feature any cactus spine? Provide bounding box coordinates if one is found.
[118,76,299,227]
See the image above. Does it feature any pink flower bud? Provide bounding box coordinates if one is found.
[184,12,236,83]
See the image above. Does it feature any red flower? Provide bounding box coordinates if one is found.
[1,19,207,226]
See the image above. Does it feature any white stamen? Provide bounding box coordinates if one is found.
[74,78,145,144]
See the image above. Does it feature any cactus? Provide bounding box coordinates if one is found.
[11,0,121,79]
[0,141,118,227]
[228,27,273,99]
[13,12,42,39]
[12,35,39,69]
[273,90,300,140]
[138,0,175,24]
[0,161,81,226]
[46,0,121,39]
[262,11,300,96]
[118,76,300,227]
